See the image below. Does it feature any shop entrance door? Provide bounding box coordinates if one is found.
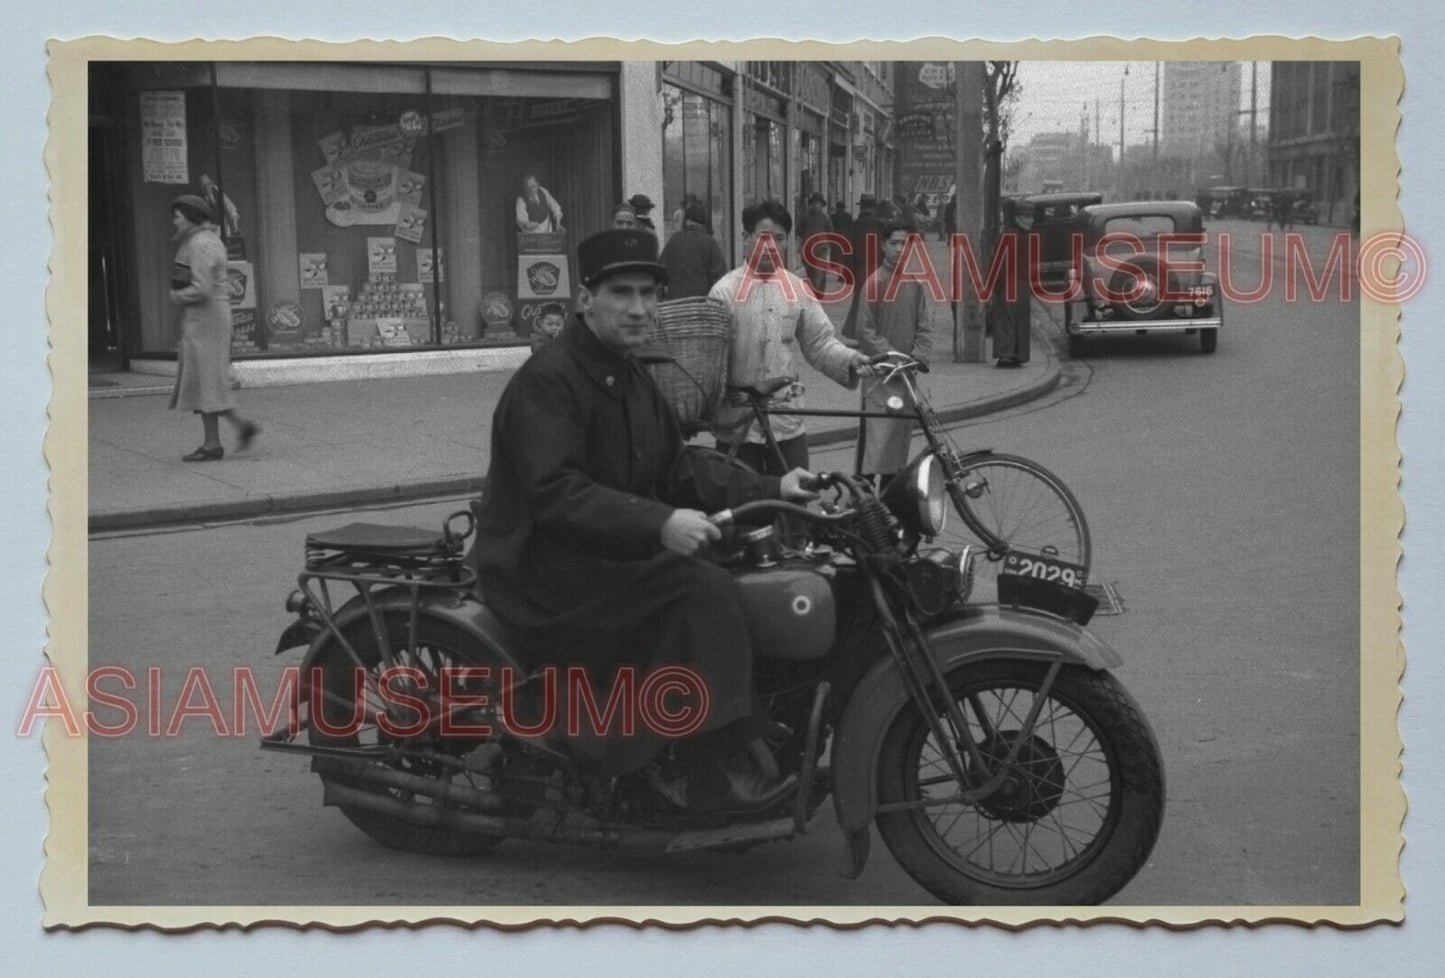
[89,120,129,372]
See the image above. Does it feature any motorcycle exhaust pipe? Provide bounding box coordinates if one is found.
[322,781,806,853]
[313,757,508,814]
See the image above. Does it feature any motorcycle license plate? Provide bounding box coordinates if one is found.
[996,552,1097,624]
[999,551,1087,590]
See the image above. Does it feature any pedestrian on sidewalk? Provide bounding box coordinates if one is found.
[610,200,638,230]
[629,193,659,237]
[709,199,872,476]
[841,194,884,341]
[795,193,835,296]
[166,194,258,462]
[658,201,727,299]
[854,224,933,480]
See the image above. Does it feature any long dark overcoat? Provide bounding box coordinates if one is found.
[471,316,780,774]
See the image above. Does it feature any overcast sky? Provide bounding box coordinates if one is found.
[1008,61,1272,150]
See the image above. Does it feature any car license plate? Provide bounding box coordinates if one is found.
[999,551,1088,590]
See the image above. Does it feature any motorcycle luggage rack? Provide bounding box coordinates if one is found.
[293,509,480,693]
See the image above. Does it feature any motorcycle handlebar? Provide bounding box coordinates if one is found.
[710,472,865,528]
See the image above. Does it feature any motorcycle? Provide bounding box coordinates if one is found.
[261,460,1164,906]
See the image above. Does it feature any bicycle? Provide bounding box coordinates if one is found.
[712,351,1091,592]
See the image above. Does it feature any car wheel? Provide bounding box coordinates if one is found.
[1067,333,1086,358]
[1200,328,1218,354]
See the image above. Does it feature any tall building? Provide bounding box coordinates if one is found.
[1161,62,1243,158]
[1265,61,1359,219]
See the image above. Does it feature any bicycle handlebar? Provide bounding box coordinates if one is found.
[868,350,930,375]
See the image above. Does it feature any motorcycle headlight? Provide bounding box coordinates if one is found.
[881,453,949,538]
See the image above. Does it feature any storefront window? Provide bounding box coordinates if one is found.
[662,78,734,259]
[114,62,617,358]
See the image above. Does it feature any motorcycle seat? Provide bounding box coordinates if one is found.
[305,522,461,560]
[727,376,794,402]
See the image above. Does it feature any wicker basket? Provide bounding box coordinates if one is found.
[646,296,733,430]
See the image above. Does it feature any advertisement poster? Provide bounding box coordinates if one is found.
[321,285,350,321]
[397,169,426,204]
[417,247,444,283]
[225,261,256,310]
[317,130,347,165]
[394,202,428,244]
[298,253,328,289]
[515,232,570,336]
[429,106,466,133]
[230,308,258,347]
[367,237,397,276]
[139,91,188,184]
[310,163,350,206]
[266,301,304,343]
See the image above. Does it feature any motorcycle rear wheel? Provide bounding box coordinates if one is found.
[875,661,1164,905]
[309,614,535,855]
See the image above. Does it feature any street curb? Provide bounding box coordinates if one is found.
[91,327,1064,533]
[90,476,486,533]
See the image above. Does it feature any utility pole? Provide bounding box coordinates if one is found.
[1249,61,1258,184]
[955,61,985,363]
[1153,62,1160,163]
[1119,64,1128,197]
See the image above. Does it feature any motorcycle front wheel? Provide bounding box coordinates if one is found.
[875,661,1163,906]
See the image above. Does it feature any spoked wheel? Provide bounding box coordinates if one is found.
[310,615,538,854]
[875,661,1164,905]
[938,452,1091,594]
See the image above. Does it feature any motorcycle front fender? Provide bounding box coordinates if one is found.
[293,589,529,680]
[828,605,1123,879]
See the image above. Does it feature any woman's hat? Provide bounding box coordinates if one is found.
[170,193,215,223]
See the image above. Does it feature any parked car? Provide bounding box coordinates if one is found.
[1040,200,1223,356]
[1003,191,1105,291]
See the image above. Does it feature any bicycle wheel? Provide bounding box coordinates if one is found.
[936,452,1091,593]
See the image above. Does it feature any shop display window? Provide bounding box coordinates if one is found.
[111,62,616,358]
[662,80,733,260]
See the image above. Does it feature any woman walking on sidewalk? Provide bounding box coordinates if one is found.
[166,194,258,461]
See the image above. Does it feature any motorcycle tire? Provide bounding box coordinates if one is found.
[310,613,536,856]
[875,661,1164,906]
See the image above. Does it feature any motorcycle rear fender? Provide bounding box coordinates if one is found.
[829,605,1122,879]
[292,589,528,681]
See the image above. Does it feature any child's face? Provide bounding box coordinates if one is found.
[538,314,565,338]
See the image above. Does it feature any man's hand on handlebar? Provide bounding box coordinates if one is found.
[780,467,822,503]
[661,509,722,555]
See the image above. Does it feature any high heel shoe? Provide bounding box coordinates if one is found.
[182,446,224,462]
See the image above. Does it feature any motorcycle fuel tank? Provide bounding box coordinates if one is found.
[734,562,837,660]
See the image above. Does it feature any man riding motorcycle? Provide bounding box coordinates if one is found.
[468,227,820,812]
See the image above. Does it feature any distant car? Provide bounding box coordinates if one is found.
[1038,200,1223,356]
[1289,193,1321,225]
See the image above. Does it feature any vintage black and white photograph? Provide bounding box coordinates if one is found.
[42,36,1400,927]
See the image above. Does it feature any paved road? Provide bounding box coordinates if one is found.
[87,223,1359,906]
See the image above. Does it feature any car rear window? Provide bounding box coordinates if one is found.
[1103,215,1178,239]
